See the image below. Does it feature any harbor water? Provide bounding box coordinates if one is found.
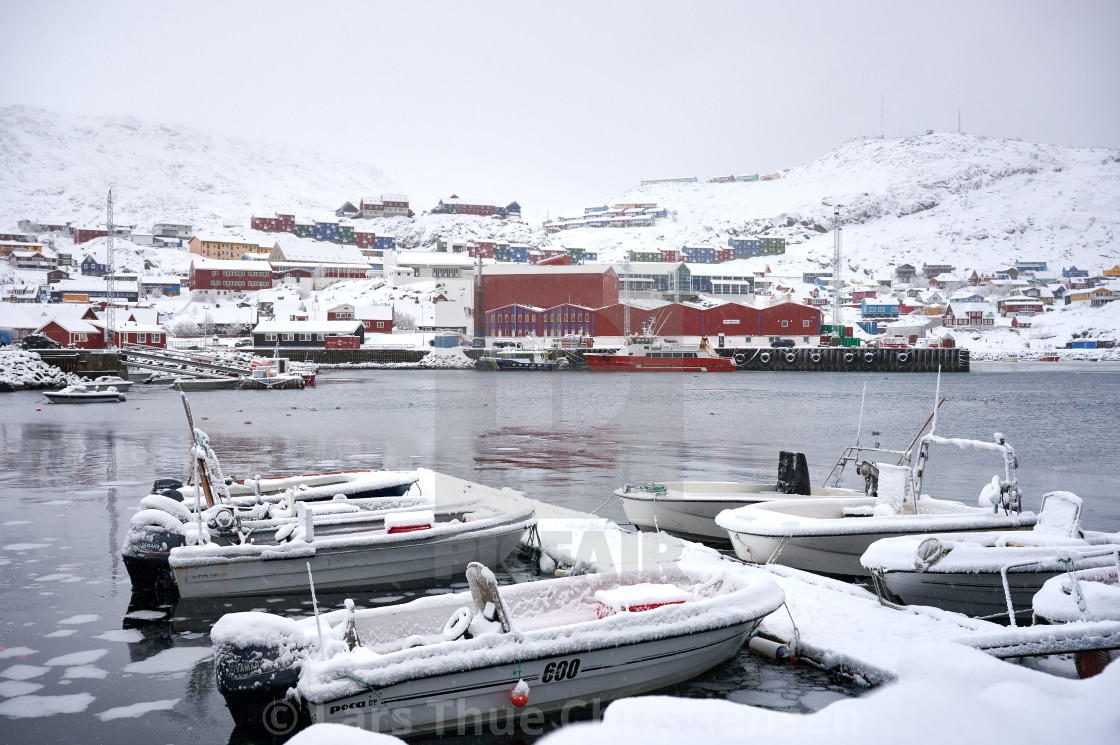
[1,363,1118,743]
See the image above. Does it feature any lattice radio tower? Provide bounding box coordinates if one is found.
[105,188,117,349]
[831,206,843,328]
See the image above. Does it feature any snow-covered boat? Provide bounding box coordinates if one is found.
[861,491,1120,622]
[43,383,126,404]
[148,466,534,598]
[170,376,241,391]
[476,349,568,371]
[616,451,866,547]
[716,429,1038,577]
[80,374,134,392]
[585,333,735,372]
[212,562,785,735]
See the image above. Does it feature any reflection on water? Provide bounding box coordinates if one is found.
[1,366,1118,743]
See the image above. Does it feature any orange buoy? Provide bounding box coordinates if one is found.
[510,679,529,707]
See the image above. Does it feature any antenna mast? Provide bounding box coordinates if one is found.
[105,188,116,349]
[622,254,631,336]
[831,206,843,329]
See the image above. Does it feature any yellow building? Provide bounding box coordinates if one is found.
[188,236,263,260]
[0,241,44,256]
[1104,265,1120,278]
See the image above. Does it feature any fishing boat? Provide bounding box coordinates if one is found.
[212,561,785,734]
[476,348,568,371]
[585,332,734,372]
[80,374,134,392]
[44,384,126,404]
[616,451,867,547]
[1038,353,1061,362]
[716,388,1039,577]
[861,491,1120,623]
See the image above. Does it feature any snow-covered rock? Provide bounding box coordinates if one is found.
[0,349,81,392]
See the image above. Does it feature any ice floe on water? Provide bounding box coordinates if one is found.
[58,614,99,625]
[3,544,50,552]
[3,521,31,526]
[62,666,107,680]
[42,630,75,638]
[95,698,179,721]
[94,629,143,643]
[0,692,94,719]
[0,647,37,659]
[0,665,48,681]
[0,681,42,697]
[122,609,166,621]
[122,647,211,675]
[45,650,108,667]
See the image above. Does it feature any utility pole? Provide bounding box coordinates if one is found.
[105,188,117,349]
[832,206,843,329]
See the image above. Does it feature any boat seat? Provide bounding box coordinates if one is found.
[465,562,512,633]
[873,463,915,514]
[1034,491,1083,537]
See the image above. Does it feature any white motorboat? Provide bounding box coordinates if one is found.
[170,376,241,391]
[161,471,534,598]
[617,451,870,547]
[81,374,134,392]
[716,428,1038,577]
[44,383,126,404]
[476,348,568,371]
[861,491,1120,622]
[212,561,785,735]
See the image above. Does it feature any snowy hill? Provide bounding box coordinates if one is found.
[0,105,396,229]
[548,134,1120,278]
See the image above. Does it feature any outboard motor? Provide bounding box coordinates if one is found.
[776,452,811,495]
[152,478,185,502]
[213,612,315,728]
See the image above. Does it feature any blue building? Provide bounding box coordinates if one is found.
[728,237,762,257]
[684,245,716,264]
[583,251,598,262]
[1062,266,1089,278]
[509,244,531,263]
[315,220,340,241]
[374,235,396,252]
[1014,260,1047,273]
[860,298,900,318]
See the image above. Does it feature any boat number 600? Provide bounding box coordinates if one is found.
[541,658,581,683]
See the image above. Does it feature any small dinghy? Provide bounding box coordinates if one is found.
[44,383,126,404]
[616,451,868,547]
[861,491,1120,623]
[212,562,785,735]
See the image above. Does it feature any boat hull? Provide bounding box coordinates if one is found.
[876,568,1057,623]
[619,483,865,548]
[171,520,530,598]
[478,358,564,371]
[310,620,756,734]
[44,392,126,403]
[585,354,735,372]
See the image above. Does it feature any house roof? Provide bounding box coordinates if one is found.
[272,240,368,265]
[190,257,271,271]
[252,319,364,334]
[39,317,101,334]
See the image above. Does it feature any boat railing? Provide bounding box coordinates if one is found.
[824,445,912,490]
[910,432,1021,514]
[1000,546,1120,627]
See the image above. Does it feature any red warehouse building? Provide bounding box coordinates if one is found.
[480,266,619,315]
[189,258,274,295]
[759,301,822,338]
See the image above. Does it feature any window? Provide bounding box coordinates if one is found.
[282,333,294,341]
[376,321,384,328]
[137,333,146,343]
[152,333,161,342]
[803,320,811,327]
[299,333,310,341]
[781,320,789,328]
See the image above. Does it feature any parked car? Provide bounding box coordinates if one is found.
[493,339,521,349]
[769,339,796,348]
[233,339,252,348]
[21,334,61,350]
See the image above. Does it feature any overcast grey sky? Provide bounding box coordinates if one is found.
[2,0,1118,217]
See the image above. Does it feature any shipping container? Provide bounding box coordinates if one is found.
[325,335,360,349]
